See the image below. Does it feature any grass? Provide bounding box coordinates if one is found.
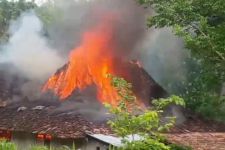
[0,139,190,150]
[31,146,49,150]
[0,140,76,150]
[0,140,16,150]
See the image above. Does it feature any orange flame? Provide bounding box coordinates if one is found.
[43,15,120,106]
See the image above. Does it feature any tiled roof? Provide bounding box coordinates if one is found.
[0,104,111,139]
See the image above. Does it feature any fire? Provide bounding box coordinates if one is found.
[43,15,120,106]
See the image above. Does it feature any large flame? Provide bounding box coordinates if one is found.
[43,15,120,106]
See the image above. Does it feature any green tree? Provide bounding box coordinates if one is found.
[0,0,36,42]
[106,75,187,150]
[138,0,225,121]
[35,1,62,29]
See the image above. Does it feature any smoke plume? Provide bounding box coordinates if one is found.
[0,11,64,81]
[139,28,187,93]
[44,0,148,58]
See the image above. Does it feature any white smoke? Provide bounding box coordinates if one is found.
[0,11,64,81]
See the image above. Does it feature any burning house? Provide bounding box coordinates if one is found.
[0,0,186,149]
[0,60,169,149]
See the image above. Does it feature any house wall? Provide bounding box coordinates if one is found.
[11,131,37,150]
[82,138,110,150]
[49,137,112,150]
[11,131,87,150]
[2,130,111,150]
[50,137,85,149]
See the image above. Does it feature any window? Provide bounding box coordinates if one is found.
[96,146,100,150]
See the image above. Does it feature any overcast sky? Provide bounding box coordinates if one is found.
[24,0,90,6]
[7,0,47,6]
[27,0,47,6]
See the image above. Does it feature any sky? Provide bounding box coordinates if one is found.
[27,0,47,6]
[27,0,90,6]
[7,0,47,6]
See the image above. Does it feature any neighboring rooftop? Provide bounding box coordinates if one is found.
[0,101,112,139]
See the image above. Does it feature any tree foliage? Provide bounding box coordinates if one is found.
[35,1,62,29]
[106,75,186,150]
[138,0,225,121]
[0,0,36,42]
